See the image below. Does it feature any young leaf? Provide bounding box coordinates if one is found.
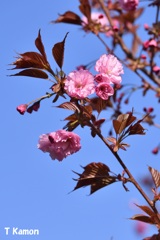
[56,102,80,112]
[12,52,49,70]
[148,166,160,188]
[130,214,155,224]
[53,11,82,25]
[35,30,48,63]
[52,32,69,69]
[88,97,112,114]
[79,0,91,22]
[135,204,155,217]
[113,113,136,135]
[10,69,48,79]
[73,162,117,194]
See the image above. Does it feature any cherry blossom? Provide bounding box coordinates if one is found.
[64,69,95,99]
[82,12,109,28]
[38,130,81,161]
[119,0,139,11]
[95,82,114,100]
[95,54,124,84]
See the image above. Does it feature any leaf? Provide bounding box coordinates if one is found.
[89,97,113,114]
[128,119,146,135]
[148,166,160,188]
[57,102,80,112]
[11,52,49,70]
[35,30,48,63]
[135,204,155,217]
[130,214,155,224]
[53,11,82,25]
[52,32,69,69]
[82,105,93,118]
[10,69,48,79]
[113,113,136,135]
[79,0,91,21]
[73,162,117,194]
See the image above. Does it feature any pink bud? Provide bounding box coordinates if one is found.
[152,147,159,154]
[16,104,28,115]
[148,39,157,47]
[153,65,160,73]
[135,221,148,235]
[140,54,146,59]
[147,107,154,113]
[144,24,149,30]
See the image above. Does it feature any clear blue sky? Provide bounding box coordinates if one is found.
[1,1,158,239]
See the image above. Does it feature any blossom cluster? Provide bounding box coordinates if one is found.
[18,54,123,161]
[65,54,123,100]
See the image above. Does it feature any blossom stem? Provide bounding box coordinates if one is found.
[27,92,54,106]
[97,34,112,53]
[88,120,158,213]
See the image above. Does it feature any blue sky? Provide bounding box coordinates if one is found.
[1,1,159,239]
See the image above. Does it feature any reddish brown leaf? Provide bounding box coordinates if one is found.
[73,162,117,194]
[143,233,160,240]
[35,30,48,63]
[115,8,144,24]
[64,113,78,122]
[89,97,112,114]
[12,52,49,70]
[149,166,160,188]
[113,113,136,135]
[57,102,80,112]
[79,0,91,21]
[128,120,146,135]
[52,32,68,69]
[10,69,48,79]
[53,11,82,25]
[82,105,93,118]
[135,204,155,217]
[130,214,155,224]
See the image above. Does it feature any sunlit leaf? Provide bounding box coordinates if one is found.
[135,204,155,217]
[73,162,117,194]
[57,102,80,112]
[52,32,69,69]
[148,166,160,188]
[113,113,136,135]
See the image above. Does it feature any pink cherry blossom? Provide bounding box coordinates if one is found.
[143,39,158,50]
[64,69,95,99]
[16,104,28,115]
[95,82,114,100]
[82,12,109,27]
[94,74,111,84]
[38,130,81,161]
[119,0,139,11]
[95,54,124,84]
[82,12,119,36]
